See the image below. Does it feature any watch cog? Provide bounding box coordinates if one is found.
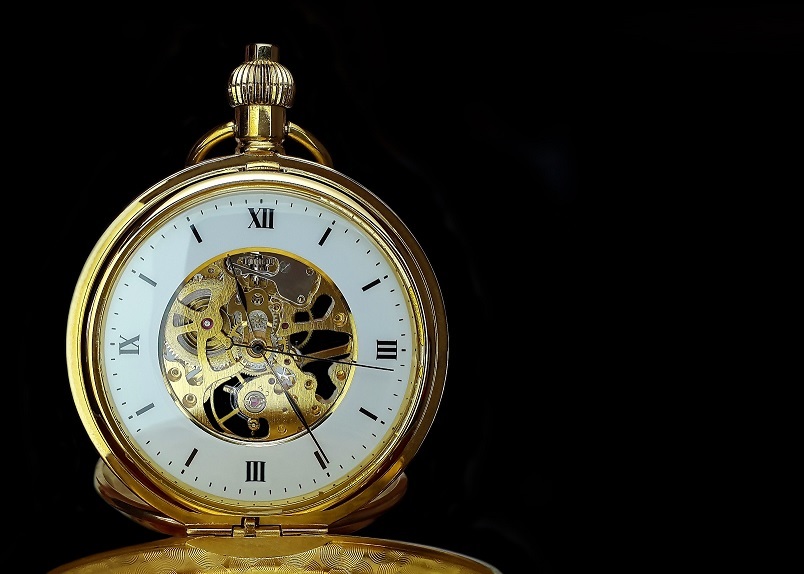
[161,270,238,379]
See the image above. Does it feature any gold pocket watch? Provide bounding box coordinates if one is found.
[59,43,500,573]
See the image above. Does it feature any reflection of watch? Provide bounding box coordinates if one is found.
[60,43,500,573]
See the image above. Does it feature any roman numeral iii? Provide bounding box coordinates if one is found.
[376,340,398,360]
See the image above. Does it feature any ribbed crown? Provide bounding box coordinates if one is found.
[227,43,295,108]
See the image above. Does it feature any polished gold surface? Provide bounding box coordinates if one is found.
[52,535,501,573]
[187,121,333,166]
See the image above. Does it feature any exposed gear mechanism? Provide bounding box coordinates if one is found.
[160,251,355,441]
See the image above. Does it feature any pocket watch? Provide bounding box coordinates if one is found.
[60,43,500,573]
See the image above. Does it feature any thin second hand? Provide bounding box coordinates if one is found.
[227,339,391,372]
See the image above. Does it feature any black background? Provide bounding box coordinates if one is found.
[28,6,801,573]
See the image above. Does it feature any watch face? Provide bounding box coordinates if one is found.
[68,157,446,522]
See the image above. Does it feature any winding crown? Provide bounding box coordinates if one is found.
[228,44,295,109]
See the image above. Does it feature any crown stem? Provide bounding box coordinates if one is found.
[228,43,295,155]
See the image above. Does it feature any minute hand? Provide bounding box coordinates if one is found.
[227,255,330,462]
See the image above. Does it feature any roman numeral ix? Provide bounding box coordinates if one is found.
[118,334,140,355]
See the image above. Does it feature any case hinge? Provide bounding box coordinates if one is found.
[188,518,328,538]
[233,517,277,537]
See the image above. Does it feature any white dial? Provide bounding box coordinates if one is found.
[69,163,443,519]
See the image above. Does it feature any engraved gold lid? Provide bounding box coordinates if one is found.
[51,534,502,573]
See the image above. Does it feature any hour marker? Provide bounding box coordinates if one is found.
[247,207,275,229]
[190,224,202,243]
[138,273,157,287]
[318,227,332,246]
[118,334,140,355]
[359,407,378,421]
[362,278,381,291]
[376,340,398,360]
[135,403,155,416]
[184,448,198,467]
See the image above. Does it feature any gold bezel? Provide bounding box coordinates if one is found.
[66,152,448,531]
